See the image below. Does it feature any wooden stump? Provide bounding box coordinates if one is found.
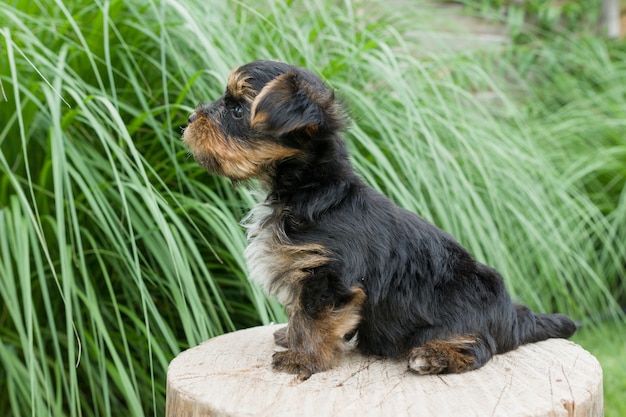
[601,0,621,38]
[166,324,603,417]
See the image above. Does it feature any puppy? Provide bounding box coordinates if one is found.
[183,60,576,380]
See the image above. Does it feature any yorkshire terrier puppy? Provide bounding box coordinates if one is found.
[183,60,576,380]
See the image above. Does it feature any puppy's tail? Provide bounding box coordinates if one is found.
[515,304,577,344]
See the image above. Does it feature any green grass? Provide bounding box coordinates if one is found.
[573,318,626,417]
[453,0,604,38]
[1,0,625,416]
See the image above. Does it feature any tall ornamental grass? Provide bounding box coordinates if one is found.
[0,0,624,416]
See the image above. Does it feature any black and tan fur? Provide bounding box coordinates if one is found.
[183,60,576,381]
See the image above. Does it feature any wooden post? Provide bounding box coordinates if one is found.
[166,324,603,417]
[601,0,621,38]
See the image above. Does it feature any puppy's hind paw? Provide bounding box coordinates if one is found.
[408,347,448,375]
[408,335,484,375]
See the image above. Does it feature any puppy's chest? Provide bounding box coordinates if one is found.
[242,202,329,307]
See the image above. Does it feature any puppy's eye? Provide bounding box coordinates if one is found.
[232,105,244,119]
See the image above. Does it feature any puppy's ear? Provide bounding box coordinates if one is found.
[250,71,346,137]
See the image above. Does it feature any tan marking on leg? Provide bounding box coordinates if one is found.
[273,287,366,380]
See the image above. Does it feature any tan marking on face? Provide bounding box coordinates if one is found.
[182,113,302,180]
[227,70,256,103]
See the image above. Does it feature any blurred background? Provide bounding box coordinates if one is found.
[1,0,625,416]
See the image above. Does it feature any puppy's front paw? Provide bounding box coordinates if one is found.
[272,351,313,381]
[273,326,288,348]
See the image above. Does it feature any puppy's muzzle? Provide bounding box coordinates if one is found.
[187,102,221,125]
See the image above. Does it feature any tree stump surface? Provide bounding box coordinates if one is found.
[166,324,602,417]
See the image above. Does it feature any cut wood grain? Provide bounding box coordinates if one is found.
[166,324,602,417]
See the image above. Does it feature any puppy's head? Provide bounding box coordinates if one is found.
[183,60,347,181]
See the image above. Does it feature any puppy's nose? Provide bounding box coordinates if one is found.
[187,112,197,125]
